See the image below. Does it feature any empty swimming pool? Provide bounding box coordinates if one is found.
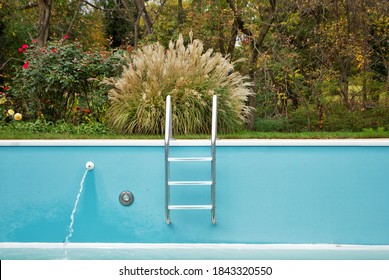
[1,139,389,259]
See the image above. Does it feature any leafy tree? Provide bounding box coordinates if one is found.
[101,0,139,47]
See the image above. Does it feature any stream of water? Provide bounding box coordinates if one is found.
[63,168,89,259]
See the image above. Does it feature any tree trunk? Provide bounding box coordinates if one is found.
[384,59,389,93]
[247,0,277,130]
[227,19,238,57]
[135,0,153,35]
[218,27,226,55]
[193,0,202,12]
[227,0,276,129]
[134,12,141,49]
[37,0,52,47]
[340,60,351,109]
[177,0,184,27]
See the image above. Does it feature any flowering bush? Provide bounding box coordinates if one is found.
[0,104,23,125]
[7,109,22,121]
[0,85,15,124]
[10,38,126,123]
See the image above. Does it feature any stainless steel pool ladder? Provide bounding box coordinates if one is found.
[165,95,217,224]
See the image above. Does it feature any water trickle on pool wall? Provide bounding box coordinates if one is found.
[63,162,94,258]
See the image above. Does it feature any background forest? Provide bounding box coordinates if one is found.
[0,0,388,135]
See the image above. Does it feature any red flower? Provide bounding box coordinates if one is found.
[4,86,9,91]
[32,39,37,43]
[22,61,29,69]
[18,48,24,53]
[51,48,57,53]
[63,35,69,40]
[22,44,29,49]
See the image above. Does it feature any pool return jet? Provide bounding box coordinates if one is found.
[164,95,217,224]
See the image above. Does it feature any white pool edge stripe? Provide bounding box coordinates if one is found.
[0,139,389,146]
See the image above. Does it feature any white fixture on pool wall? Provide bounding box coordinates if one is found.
[86,161,94,170]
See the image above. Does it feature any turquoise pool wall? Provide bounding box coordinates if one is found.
[1,141,388,244]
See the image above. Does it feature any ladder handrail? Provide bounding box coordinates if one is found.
[211,95,217,224]
[165,95,217,224]
[164,95,172,224]
[164,95,172,148]
[211,95,217,146]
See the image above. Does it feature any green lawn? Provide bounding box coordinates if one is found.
[1,124,389,140]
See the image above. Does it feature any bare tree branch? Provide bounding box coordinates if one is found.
[66,0,83,36]
[226,0,253,38]
[82,0,110,11]
[19,2,38,10]
[0,58,25,71]
[152,0,167,25]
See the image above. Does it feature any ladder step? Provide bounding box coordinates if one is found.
[168,205,213,210]
[168,181,213,186]
[168,157,212,162]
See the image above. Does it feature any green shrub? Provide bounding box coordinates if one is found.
[10,38,126,123]
[106,34,254,135]
[323,105,389,132]
[283,104,389,132]
[253,105,389,133]
[322,106,361,131]
[286,106,319,132]
[254,117,288,132]
[7,119,111,135]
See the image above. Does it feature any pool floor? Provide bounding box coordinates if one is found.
[1,243,389,260]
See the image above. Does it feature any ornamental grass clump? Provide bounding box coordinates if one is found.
[106,34,254,135]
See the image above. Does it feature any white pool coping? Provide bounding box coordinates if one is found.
[1,139,389,146]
